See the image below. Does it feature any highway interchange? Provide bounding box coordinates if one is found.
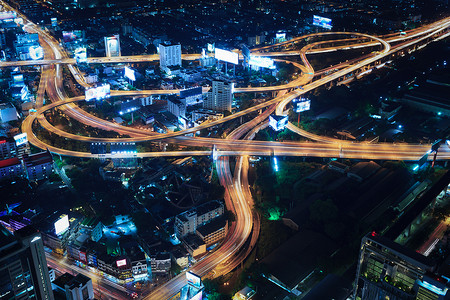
[2,1,450,298]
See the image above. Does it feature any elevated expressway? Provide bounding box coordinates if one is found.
[2,2,449,297]
[18,18,450,161]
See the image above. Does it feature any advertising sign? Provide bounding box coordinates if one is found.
[62,30,83,43]
[124,67,136,81]
[276,32,286,40]
[54,214,69,235]
[14,133,27,146]
[207,43,215,52]
[85,84,111,101]
[29,45,44,60]
[186,272,201,288]
[313,15,332,29]
[51,17,57,27]
[116,259,127,267]
[12,74,24,83]
[215,48,238,65]
[295,98,311,113]
[74,47,87,62]
[249,55,275,69]
[269,115,288,132]
[189,291,202,300]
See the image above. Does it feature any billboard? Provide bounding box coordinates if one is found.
[186,272,201,288]
[54,214,69,235]
[313,15,332,29]
[14,133,27,146]
[249,55,275,69]
[105,35,121,57]
[242,45,250,60]
[51,17,57,27]
[29,45,44,60]
[116,259,127,267]
[12,74,24,83]
[62,30,83,43]
[215,48,238,65]
[207,43,215,52]
[190,291,202,300]
[294,98,311,113]
[269,115,288,132]
[0,11,16,20]
[74,47,87,62]
[276,32,286,40]
[124,67,136,81]
[85,84,111,101]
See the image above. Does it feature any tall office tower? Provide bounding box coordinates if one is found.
[354,232,450,300]
[0,226,54,300]
[204,80,234,112]
[158,42,182,69]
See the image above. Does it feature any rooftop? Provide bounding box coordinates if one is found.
[0,157,21,168]
[196,215,227,237]
[23,151,52,168]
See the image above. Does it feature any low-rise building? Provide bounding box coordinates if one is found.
[167,95,186,118]
[52,273,94,300]
[328,161,349,174]
[174,200,224,238]
[79,217,103,242]
[151,252,171,274]
[0,157,23,181]
[0,136,17,159]
[0,103,18,122]
[196,216,228,246]
[347,161,381,182]
[182,233,206,258]
[23,151,53,181]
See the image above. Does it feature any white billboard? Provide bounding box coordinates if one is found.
[105,35,121,57]
[29,45,44,60]
[207,43,215,52]
[55,214,69,235]
[14,133,27,146]
[124,67,136,81]
[74,47,87,62]
[249,55,275,69]
[295,98,311,113]
[215,48,238,65]
[186,272,201,288]
[189,291,202,300]
[269,115,288,132]
[276,32,286,40]
[313,15,332,29]
[85,84,111,101]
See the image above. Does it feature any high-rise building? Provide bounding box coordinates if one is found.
[354,232,449,300]
[158,42,181,69]
[0,226,54,300]
[204,80,234,112]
